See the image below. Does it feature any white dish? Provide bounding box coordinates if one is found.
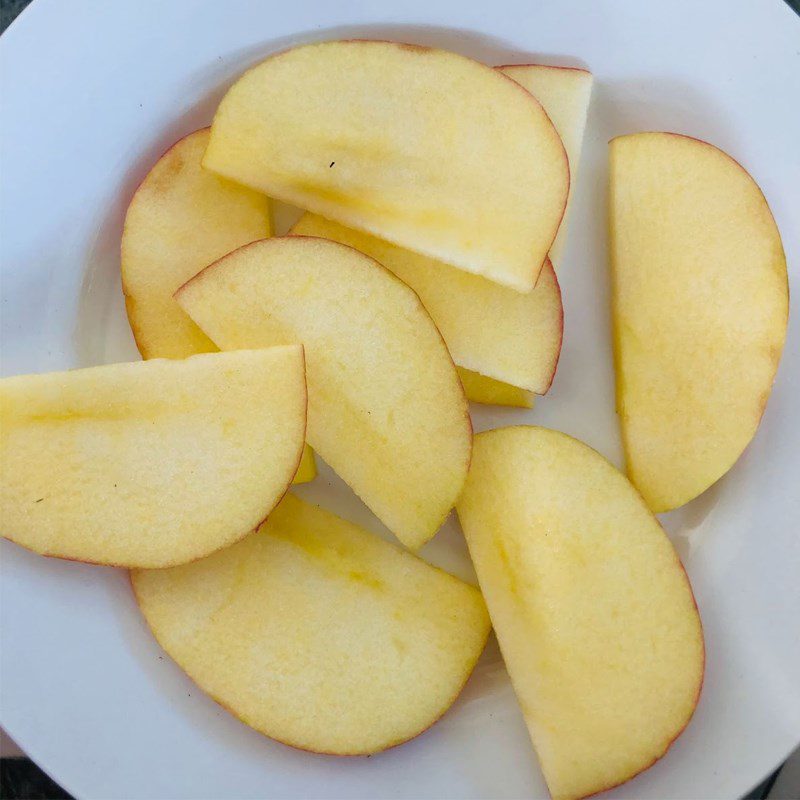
[1,1,799,798]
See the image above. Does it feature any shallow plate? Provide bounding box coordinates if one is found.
[1,1,799,798]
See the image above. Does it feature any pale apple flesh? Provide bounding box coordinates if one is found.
[176,236,471,551]
[132,493,490,755]
[120,127,316,483]
[500,65,593,269]
[204,40,569,292]
[610,132,788,512]
[0,347,307,568]
[457,426,704,800]
[121,128,269,360]
[290,214,563,394]
[457,368,535,408]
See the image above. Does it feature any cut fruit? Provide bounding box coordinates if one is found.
[203,40,569,292]
[176,236,471,550]
[0,348,306,568]
[499,65,593,269]
[293,443,317,483]
[457,426,704,800]
[121,128,269,360]
[290,214,563,393]
[120,128,316,485]
[132,493,490,755]
[457,368,535,408]
[610,132,788,512]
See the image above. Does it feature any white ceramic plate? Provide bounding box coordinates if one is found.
[1,1,799,798]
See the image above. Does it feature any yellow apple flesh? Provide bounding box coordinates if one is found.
[457,368,535,408]
[0,348,307,567]
[610,133,788,512]
[500,65,593,269]
[290,214,563,394]
[176,236,471,550]
[132,493,490,755]
[203,40,569,292]
[457,426,704,800]
[121,127,316,483]
[121,128,269,360]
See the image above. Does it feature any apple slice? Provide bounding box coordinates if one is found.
[121,127,316,484]
[203,40,569,292]
[132,493,490,755]
[457,426,704,800]
[121,128,270,360]
[0,347,306,568]
[499,65,593,269]
[176,236,471,550]
[457,368,535,408]
[290,214,563,393]
[610,133,789,512]
[292,442,317,483]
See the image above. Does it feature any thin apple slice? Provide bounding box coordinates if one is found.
[121,128,269,360]
[121,127,316,484]
[610,133,788,512]
[457,426,704,800]
[203,40,569,292]
[0,347,306,568]
[292,442,317,483]
[132,493,490,755]
[290,214,562,393]
[457,368,535,408]
[499,65,593,269]
[176,236,471,550]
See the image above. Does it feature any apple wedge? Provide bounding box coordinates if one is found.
[292,442,317,483]
[121,128,269,360]
[499,65,593,269]
[121,127,316,484]
[457,368,535,408]
[176,236,471,550]
[457,426,704,800]
[610,133,789,512]
[291,214,563,394]
[0,347,306,568]
[203,40,569,292]
[132,493,490,755]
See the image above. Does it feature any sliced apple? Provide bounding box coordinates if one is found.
[120,128,316,484]
[500,65,593,269]
[610,132,789,512]
[203,40,569,292]
[132,493,490,755]
[290,214,563,393]
[292,442,317,483]
[456,426,704,800]
[457,368,535,408]
[121,128,269,360]
[0,347,306,568]
[176,236,471,550]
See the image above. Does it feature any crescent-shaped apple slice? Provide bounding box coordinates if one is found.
[610,133,788,512]
[1,347,306,567]
[457,426,704,800]
[203,40,569,292]
[177,236,471,550]
[132,493,490,755]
